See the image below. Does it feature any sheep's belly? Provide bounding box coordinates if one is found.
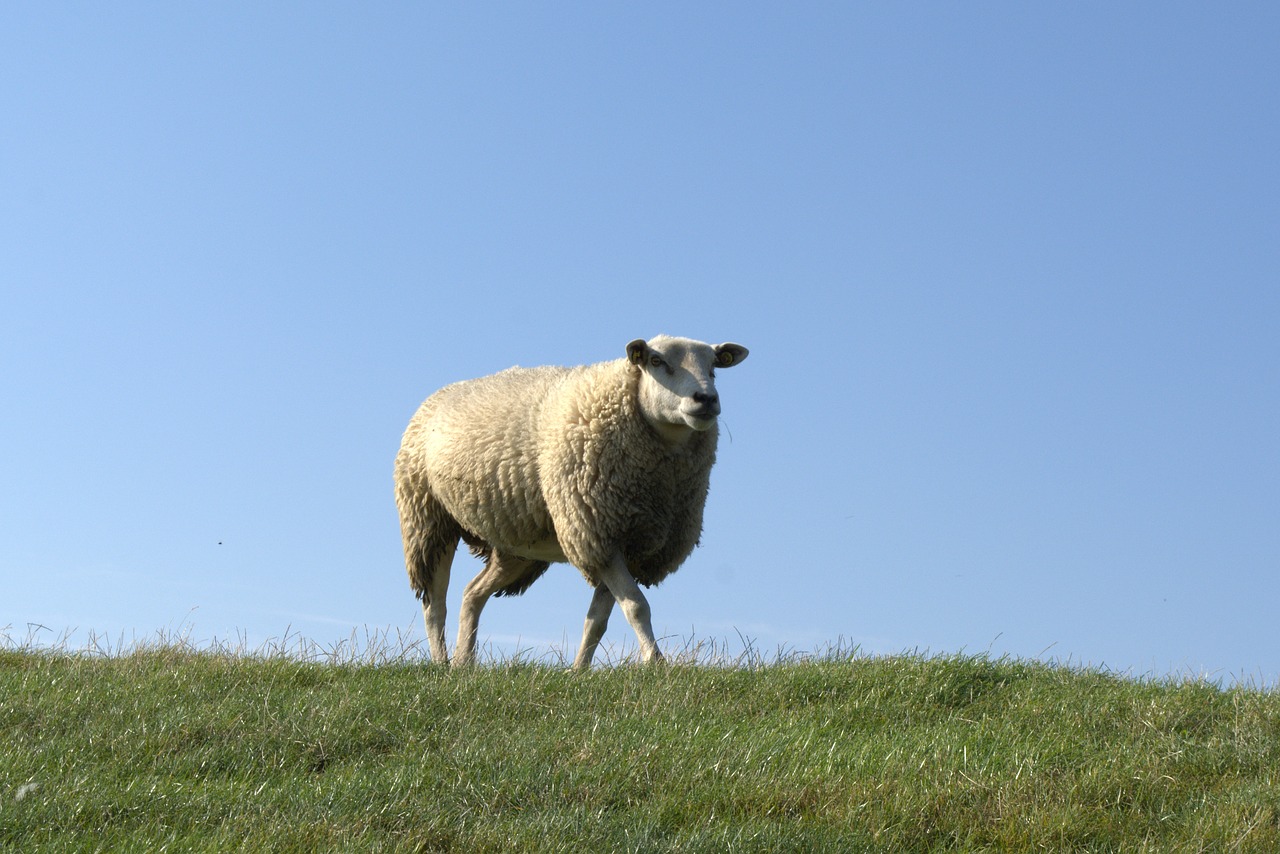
[506,537,569,563]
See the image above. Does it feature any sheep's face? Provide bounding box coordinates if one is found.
[627,335,749,437]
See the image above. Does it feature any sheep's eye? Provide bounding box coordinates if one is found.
[649,355,663,368]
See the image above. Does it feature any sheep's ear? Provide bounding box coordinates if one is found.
[714,343,749,367]
[626,339,649,365]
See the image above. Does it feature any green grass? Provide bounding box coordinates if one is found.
[2,634,1278,852]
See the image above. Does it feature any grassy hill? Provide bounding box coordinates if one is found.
[2,639,1278,852]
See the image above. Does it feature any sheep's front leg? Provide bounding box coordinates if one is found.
[573,584,615,669]
[597,553,664,665]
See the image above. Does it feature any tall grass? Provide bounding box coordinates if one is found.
[2,629,1278,852]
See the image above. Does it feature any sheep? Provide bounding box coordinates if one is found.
[394,334,749,668]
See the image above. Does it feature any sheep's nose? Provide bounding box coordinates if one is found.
[693,391,718,406]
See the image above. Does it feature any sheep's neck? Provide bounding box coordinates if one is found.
[644,415,696,446]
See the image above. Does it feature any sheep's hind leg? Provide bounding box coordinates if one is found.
[454,550,539,667]
[573,584,615,670]
[596,553,664,665]
[421,541,455,664]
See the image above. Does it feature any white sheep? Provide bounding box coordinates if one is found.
[394,334,749,668]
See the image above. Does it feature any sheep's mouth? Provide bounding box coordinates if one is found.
[681,410,719,431]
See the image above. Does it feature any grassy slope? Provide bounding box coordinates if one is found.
[2,647,1278,852]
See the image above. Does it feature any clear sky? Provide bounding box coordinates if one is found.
[3,4,1277,682]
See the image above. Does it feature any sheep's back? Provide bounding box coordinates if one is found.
[406,365,569,549]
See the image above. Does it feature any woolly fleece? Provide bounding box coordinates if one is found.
[394,357,718,595]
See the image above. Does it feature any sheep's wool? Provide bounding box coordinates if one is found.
[396,358,717,591]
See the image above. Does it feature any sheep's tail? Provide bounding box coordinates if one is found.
[394,471,461,602]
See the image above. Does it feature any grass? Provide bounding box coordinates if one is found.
[2,630,1278,852]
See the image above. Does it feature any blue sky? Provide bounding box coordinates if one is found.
[3,4,1277,681]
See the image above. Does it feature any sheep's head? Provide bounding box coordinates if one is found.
[627,335,749,438]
